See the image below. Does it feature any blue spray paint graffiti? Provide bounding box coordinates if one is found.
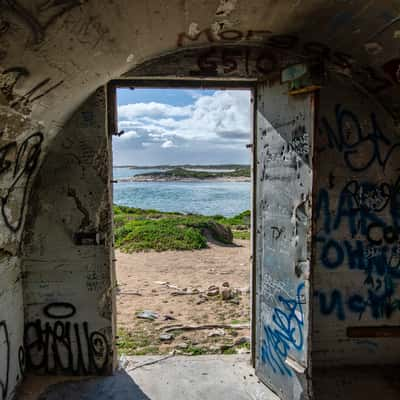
[315,287,400,320]
[261,283,305,376]
[315,105,400,322]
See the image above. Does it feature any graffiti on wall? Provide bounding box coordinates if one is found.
[24,302,110,374]
[315,105,400,321]
[261,283,305,376]
[0,67,64,112]
[0,132,43,232]
[0,0,81,46]
[177,28,400,95]
[0,322,10,400]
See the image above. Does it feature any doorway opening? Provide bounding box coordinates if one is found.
[108,81,256,362]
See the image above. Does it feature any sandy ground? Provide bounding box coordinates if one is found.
[115,239,251,355]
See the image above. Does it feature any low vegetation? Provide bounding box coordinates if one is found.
[132,166,250,180]
[114,205,250,252]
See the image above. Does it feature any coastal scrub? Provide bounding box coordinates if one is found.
[114,205,250,252]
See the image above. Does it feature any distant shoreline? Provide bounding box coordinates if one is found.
[114,164,250,170]
[114,166,250,183]
[116,176,251,183]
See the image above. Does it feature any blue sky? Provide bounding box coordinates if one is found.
[113,88,252,166]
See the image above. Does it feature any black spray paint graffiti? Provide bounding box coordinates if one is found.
[177,29,397,95]
[0,322,10,400]
[1,67,64,111]
[0,0,81,45]
[24,303,109,375]
[318,105,400,172]
[0,132,43,232]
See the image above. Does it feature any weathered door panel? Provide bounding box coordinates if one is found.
[254,81,314,400]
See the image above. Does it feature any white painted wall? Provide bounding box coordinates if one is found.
[21,88,114,376]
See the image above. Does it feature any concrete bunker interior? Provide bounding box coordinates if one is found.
[2,1,400,399]
[111,83,253,359]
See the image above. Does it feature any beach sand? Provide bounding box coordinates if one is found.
[116,239,251,355]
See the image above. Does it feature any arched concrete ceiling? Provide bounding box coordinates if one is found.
[1,0,400,133]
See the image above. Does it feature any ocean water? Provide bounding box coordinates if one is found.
[113,168,251,217]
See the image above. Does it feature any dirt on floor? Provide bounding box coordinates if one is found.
[116,239,251,356]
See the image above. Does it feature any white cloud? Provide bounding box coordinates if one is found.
[118,130,139,140]
[161,140,177,148]
[114,90,251,165]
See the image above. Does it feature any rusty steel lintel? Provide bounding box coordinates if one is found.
[347,326,400,338]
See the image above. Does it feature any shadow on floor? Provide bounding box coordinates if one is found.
[36,370,150,400]
[313,366,400,400]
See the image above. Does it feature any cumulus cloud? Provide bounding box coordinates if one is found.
[161,140,177,148]
[113,90,251,165]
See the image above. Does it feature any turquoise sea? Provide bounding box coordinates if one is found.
[113,167,251,217]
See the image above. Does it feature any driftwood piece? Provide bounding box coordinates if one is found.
[162,323,250,333]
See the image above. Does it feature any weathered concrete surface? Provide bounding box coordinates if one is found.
[312,75,400,367]
[1,1,400,399]
[254,81,314,399]
[18,355,279,400]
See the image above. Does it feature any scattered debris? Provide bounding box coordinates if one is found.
[221,287,234,301]
[137,310,159,320]
[159,333,174,341]
[222,282,230,287]
[229,298,240,305]
[208,328,225,337]
[207,285,220,296]
[127,352,175,372]
[162,323,250,333]
[163,314,176,321]
[176,343,189,350]
[171,288,200,296]
[234,336,251,346]
[196,294,208,305]
[119,354,130,370]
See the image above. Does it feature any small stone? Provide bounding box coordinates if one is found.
[137,310,158,320]
[176,343,189,350]
[160,333,174,341]
[163,314,176,321]
[208,328,225,337]
[235,336,251,346]
[207,285,220,296]
[222,282,230,287]
[221,287,233,301]
[229,298,240,305]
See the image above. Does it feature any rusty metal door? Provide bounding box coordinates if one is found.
[254,81,314,400]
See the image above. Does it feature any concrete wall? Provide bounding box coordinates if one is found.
[312,75,400,366]
[0,107,47,400]
[21,87,114,376]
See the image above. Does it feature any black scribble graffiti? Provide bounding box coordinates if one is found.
[67,187,91,231]
[1,0,81,44]
[24,303,110,375]
[0,321,10,400]
[271,226,284,240]
[43,303,76,319]
[18,346,25,379]
[1,68,64,111]
[0,132,43,232]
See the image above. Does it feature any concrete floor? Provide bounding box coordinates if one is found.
[17,356,400,400]
[18,355,279,400]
